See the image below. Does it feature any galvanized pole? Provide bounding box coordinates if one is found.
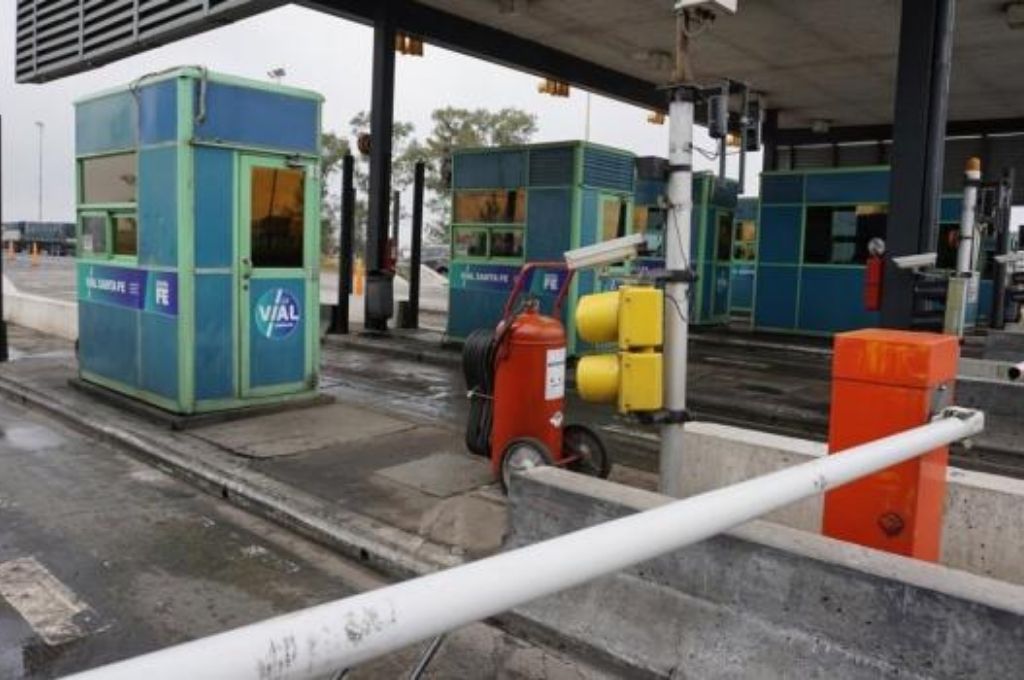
[991,169,1015,330]
[945,157,980,336]
[659,86,695,491]
[407,161,425,329]
[34,121,44,221]
[330,154,355,334]
[391,189,400,255]
[718,133,726,179]
[0,115,8,362]
[738,87,749,192]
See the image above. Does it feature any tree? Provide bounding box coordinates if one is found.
[415,107,537,242]
[346,112,419,255]
[319,131,351,255]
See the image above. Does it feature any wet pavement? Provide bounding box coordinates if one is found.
[320,329,834,477]
[0,329,618,679]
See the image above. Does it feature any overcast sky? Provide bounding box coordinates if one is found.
[1,2,761,230]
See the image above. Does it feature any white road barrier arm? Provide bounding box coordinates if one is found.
[66,407,984,680]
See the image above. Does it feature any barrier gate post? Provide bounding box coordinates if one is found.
[822,329,959,560]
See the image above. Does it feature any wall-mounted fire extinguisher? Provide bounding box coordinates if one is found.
[864,237,886,312]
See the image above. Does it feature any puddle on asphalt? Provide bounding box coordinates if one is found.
[0,424,66,451]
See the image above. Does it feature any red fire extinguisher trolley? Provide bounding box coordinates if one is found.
[462,262,610,491]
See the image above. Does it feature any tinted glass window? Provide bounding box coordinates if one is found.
[716,212,733,261]
[732,219,757,261]
[81,153,137,204]
[490,229,524,258]
[453,228,487,257]
[251,167,305,268]
[453,190,525,224]
[601,199,628,241]
[936,223,960,270]
[113,215,138,256]
[80,215,107,255]
[804,205,887,265]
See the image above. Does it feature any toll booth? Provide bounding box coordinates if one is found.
[630,160,738,325]
[446,142,635,354]
[74,68,322,413]
[729,197,759,319]
[753,167,965,335]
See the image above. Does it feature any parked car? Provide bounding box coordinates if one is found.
[420,244,449,275]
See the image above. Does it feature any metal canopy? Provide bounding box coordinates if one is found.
[407,0,1023,130]
[14,0,1024,131]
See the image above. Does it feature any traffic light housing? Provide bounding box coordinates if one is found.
[538,78,570,97]
[395,32,424,56]
[575,286,663,413]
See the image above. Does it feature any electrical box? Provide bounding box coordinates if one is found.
[822,329,958,561]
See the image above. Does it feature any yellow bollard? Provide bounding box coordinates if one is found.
[30,242,39,267]
[354,257,365,296]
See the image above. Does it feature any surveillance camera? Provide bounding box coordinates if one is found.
[564,234,646,271]
[891,252,937,270]
[674,0,738,14]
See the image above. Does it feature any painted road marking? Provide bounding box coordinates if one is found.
[0,557,94,645]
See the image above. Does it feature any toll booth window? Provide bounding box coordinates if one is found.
[716,213,733,261]
[250,167,305,268]
[490,229,524,258]
[601,199,628,241]
[113,215,138,256]
[733,219,757,261]
[804,205,888,265]
[79,215,107,255]
[633,206,649,234]
[453,228,488,258]
[454,190,525,224]
[81,153,137,204]
[936,223,959,270]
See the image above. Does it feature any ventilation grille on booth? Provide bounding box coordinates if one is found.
[15,0,273,83]
[583,147,635,192]
[528,147,575,187]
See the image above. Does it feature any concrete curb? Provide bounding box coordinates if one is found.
[0,373,461,582]
[2,276,77,341]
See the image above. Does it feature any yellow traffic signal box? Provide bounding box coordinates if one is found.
[575,285,663,413]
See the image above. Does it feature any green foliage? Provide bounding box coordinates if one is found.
[317,106,536,256]
[319,132,350,254]
[416,107,537,242]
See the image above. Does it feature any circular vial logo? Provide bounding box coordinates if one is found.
[255,288,301,340]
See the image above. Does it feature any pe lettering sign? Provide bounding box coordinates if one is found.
[254,288,301,340]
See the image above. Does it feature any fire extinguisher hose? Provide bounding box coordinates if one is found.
[462,329,497,457]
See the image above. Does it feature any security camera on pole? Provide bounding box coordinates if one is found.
[659,1,740,491]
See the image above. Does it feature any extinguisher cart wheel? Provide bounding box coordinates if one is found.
[563,424,611,479]
[501,437,554,493]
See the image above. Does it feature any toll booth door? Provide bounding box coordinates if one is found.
[238,155,315,397]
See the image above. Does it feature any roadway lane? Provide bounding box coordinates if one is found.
[0,384,610,679]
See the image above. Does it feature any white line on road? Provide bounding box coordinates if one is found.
[0,556,94,646]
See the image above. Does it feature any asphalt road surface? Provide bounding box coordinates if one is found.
[0,386,610,679]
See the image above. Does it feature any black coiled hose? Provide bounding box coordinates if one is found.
[462,328,498,457]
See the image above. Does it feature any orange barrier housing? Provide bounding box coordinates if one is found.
[822,329,959,561]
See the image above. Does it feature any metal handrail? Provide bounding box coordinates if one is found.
[66,408,984,680]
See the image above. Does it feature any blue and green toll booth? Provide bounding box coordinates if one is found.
[74,67,322,413]
[445,141,636,354]
[751,166,966,335]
